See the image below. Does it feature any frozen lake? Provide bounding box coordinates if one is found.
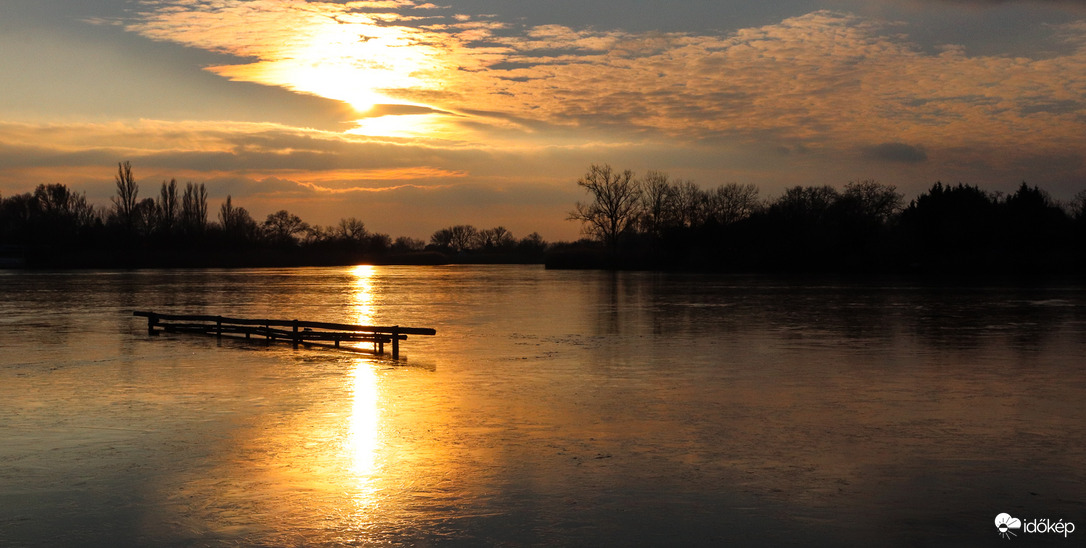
[2,265,1084,546]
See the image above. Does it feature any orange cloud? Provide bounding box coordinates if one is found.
[266,167,469,195]
[124,3,1086,168]
[131,0,450,117]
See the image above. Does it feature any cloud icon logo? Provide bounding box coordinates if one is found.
[996,513,1022,539]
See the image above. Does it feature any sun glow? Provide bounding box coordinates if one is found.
[346,114,451,138]
[289,21,436,114]
[200,8,447,124]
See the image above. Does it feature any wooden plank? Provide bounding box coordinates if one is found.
[134,311,433,359]
[133,311,434,336]
[160,324,396,343]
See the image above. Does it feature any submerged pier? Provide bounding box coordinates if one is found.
[133,311,435,359]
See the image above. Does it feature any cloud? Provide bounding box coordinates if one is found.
[128,0,456,114]
[122,2,1086,169]
[862,143,929,163]
[0,118,482,201]
[923,1,1085,4]
[362,104,454,118]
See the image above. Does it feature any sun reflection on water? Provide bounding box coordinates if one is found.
[347,359,381,495]
[351,264,375,327]
[346,265,383,512]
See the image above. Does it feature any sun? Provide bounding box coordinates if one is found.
[288,60,386,114]
[289,22,428,113]
[209,11,443,117]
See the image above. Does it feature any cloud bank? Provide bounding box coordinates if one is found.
[123,2,1086,161]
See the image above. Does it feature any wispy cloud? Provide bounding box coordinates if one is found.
[0,118,472,192]
[125,2,1086,164]
[130,0,449,113]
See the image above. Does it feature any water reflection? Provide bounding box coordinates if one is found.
[350,265,375,326]
[347,265,382,513]
[4,267,1086,547]
[347,359,381,496]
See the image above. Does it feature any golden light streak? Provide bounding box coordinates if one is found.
[347,358,381,502]
[301,167,467,182]
[295,182,456,194]
[347,266,380,503]
[350,264,376,327]
[345,114,449,138]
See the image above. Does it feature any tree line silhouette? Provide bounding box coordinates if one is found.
[0,161,547,268]
[3,160,1085,274]
[557,163,1086,275]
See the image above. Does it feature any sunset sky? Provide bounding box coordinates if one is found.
[3,0,1086,240]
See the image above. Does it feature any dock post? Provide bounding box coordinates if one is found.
[292,320,299,347]
[216,316,223,338]
[147,313,159,336]
[392,326,400,359]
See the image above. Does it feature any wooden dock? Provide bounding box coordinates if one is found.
[133,311,435,359]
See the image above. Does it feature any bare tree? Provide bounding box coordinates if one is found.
[33,184,74,218]
[840,180,903,224]
[517,232,547,253]
[302,224,333,246]
[263,209,309,244]
[393,236,426,252]
[479,226,515,250]
[430,227,454,249]
[111,161,138,231]
[448,225,479,252]
[218,195,238,231]
[30,183,97,235]
[157,179,179,234]
[180,182,208,234]
[568,164,641,250]
[705,183,760,225]
[772,185,840,221]
[430,224,479,252]
[1070,189,1086,221]
[665,179,703,229]
[70,190,98,230]
[368,232,392,253]
[639,170,671,239]
[218,195,258,241]
[335,217,368,243]
[133,198,158,238]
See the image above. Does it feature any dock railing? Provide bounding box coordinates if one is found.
[134,311,435,359]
